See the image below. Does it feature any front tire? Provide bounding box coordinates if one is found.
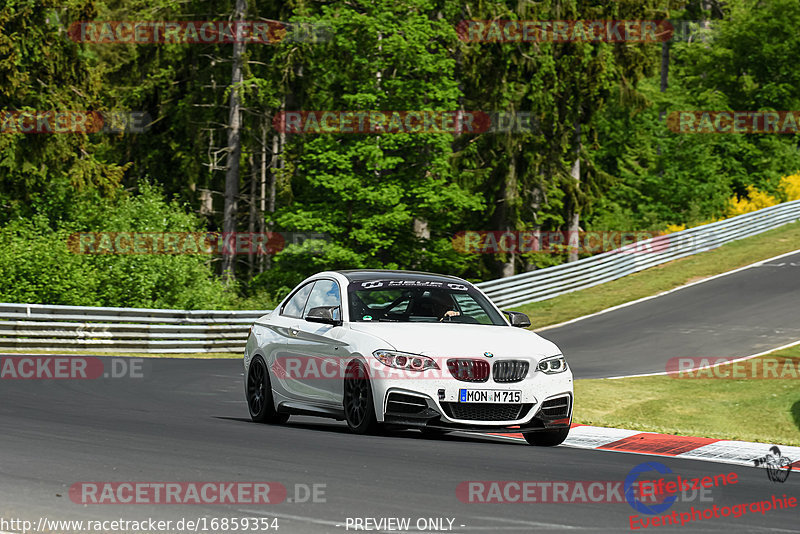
[343,361,380,434]
[247,356,289,424]
[524,428,570,446]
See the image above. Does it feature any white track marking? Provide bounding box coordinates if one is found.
[535,248,800,333]
[604,338,800,379]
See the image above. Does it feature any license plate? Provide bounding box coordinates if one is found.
[459,389,521,403]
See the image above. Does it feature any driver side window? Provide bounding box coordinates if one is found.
[302,279,341,320]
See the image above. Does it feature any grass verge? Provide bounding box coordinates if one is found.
[516,221,800,329]
[573,346,800,446]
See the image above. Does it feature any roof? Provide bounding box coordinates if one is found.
[334,269,468,283]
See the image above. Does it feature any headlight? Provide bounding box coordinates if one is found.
[373,350,440,371]
[537,354,567,374]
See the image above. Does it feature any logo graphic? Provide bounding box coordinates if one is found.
[483,352,494,358]
[754,446,792,483]
[625,462,678,515]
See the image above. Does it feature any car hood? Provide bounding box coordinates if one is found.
[348,322,561,359]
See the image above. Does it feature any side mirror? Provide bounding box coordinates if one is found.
[503,310,531,328]
[305,306,342,326]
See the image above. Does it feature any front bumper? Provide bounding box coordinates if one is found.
[374,369,573,433]
[382,392,573,433]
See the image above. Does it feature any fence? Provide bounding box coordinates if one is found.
[1,200,798,353]
[0,303,264,353]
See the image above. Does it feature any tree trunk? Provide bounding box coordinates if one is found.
[258,119,267,273]
[659,40,670,126]
[222,0,247,282]
[567,120,581,263]
[501,156,517,277]
[567,157,580,262]
[248,153,256,280]
[524,185,543,272]
[264,103,283,272]
[657,40,670,160]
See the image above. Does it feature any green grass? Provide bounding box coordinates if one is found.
[574,346,800,446]
[517,221,800,329]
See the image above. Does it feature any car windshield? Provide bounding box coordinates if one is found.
[347,279,506,325]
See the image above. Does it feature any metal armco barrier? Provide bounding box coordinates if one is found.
[1,200,798,353]
[476,199,800,308]
[0,304,265,353]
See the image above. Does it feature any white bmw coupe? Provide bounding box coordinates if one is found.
[243,270,573,446]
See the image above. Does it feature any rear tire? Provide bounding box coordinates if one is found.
[524,428,569,447]
[247,356,289,424]
[343,361,381,435]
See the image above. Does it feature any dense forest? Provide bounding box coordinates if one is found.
[1,0,799,309]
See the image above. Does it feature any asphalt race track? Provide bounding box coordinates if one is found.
[0,358,798,534]
[538,251,800,379]
[1,254,799,533]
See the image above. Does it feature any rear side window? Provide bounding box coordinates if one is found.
[281,282,315,318]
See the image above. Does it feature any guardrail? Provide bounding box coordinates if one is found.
[476,199,800,308]
[0,303,265,353]
[2,200,798,353]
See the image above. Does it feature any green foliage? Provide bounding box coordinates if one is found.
[587,0,800,230]
[1,0,799,307]
[259,0,486,294]
[0,184,241,309]
[0,0,126,219]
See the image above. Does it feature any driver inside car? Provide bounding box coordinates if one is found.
[412,291,461,321]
